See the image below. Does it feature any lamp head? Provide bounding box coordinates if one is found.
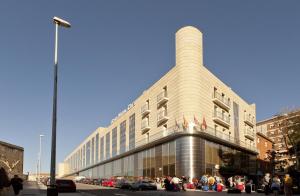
[53,16,71,28]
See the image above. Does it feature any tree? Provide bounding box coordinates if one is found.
[279,110,300,171]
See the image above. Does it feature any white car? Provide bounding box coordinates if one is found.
[74,176,86,182]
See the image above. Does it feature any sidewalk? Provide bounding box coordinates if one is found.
[21,181,89,196]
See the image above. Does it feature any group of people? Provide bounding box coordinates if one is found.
[0,167,23,196]
[261,173,293,196]
[158,176,188,191]
[158,174,225,192]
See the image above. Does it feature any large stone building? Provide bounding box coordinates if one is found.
[256,109,300,172]
[0,140,24,177]
[60,26,257,180]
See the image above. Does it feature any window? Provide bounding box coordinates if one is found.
[100,136,104,161]
[120,120,126,154]
[86,141,91,166]
[95,134,99,163]
[91,137,95,165]
[129,114,135,150]
[105,132,110,159]
[265,142,268,147]
[257,138,260,143]
[112,127,117,157]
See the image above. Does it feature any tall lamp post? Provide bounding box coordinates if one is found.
[48,16,71,196]
[38,134,44,183]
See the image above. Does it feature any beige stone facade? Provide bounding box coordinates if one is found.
[61,26,257,178]
[0,141,24,178]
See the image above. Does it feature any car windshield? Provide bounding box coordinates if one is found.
[57,180,72,185]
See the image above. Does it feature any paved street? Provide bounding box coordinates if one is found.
[75,183,262,196]
[22,181,300,196]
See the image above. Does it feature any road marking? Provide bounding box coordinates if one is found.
[114,194,127,196]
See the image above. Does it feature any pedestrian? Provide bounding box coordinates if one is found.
[0,167,11,196]
[181,176,187,191]
[263,173,271,195]
[171,176,180,191]
[284,174,293,196]
[245,180,253,194]
[208,175,215,190]
[164,176,171,191]
[10,175,23,195]
[271,175,280,196]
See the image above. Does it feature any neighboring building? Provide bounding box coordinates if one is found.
[257,109,300,172]
[60,26,257,180]
[0,140,24,177]
[256,130,273,175]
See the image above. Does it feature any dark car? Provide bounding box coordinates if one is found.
[82,178,93,184]
[115,179,134,189]
[130,180,157,191]
[55,179,76,193]
[92,178,104,185]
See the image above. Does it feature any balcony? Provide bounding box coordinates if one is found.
[141,103,150,117]
[157,91,168,107]
[244,115,255,127]
[244,129,255,140]
[141,120,150,134]
[212,92,230,111]
[213,111,230,127]
[157,110,169,125]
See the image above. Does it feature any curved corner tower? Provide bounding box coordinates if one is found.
[175,26,205,179]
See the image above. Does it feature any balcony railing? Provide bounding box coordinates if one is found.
[244,129,255,140]
[141,103,150,116]
[141,119,150,133]
[135,123,257,152]
[244,115,255,127]
[157,110,169,125]
[213,110,230,127]
[213,92,230,110]
[157,91,168,106]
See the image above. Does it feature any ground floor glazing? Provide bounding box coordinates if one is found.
[76,136,256,179]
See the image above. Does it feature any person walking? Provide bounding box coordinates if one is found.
[171,176,180,191]
[0,167,10,196]
[271,175,281,196]
[264,173,271,195]
[10,175,23,195]
[181,176,187,191]
[284,174,293,196]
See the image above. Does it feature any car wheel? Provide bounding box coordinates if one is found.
[138,187,143,191]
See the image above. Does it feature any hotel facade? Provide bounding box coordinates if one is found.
[60,26,257,179]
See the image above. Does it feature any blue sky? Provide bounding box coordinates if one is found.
[0,0,299,174]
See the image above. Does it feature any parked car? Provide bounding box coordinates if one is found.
[129,180,157,191]
[115,179,134,189]
[42,177,49,186]
[74,176,86,183]
[55,179,76,193]
[82,178,93,184]
[102,179,116,187]
[92,178,104,185]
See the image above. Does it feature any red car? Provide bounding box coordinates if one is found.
[102,179,116,187]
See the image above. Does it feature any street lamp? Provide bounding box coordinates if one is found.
[38,134,44,183]
[48,16,71,196]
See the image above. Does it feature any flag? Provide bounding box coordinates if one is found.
[201,116,207,130]
[194,115,200,126]
[183,115,188,129]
